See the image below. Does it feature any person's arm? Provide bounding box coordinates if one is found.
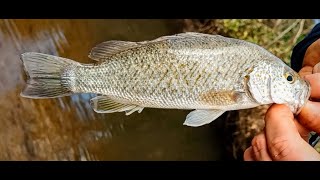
[291,23,320,72]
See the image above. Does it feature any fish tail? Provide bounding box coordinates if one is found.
[20,52,80,99]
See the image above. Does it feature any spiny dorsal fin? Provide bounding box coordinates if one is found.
[148,32,210,42]
[90,95,144,115]
[88,32,212,62]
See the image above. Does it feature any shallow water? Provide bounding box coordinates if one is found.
[0,19,226,160]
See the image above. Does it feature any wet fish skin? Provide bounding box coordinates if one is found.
[65,33,274,109]
[20,32,311,127]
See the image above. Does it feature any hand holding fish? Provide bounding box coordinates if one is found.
[297,38,320,136]
[244,39,320,161]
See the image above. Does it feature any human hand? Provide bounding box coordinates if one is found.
[243,73,320,160]
[298,38,320,77]
[243,39,320,161]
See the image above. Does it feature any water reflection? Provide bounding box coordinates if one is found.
[0,19,226,160]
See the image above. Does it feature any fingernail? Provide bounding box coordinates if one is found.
[313,62,320,73]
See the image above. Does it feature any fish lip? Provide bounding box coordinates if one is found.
[295,80,311,115]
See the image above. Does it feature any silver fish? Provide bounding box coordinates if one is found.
[20,32,311,127]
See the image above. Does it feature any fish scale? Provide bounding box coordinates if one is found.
[20,32,311,127]
[75,49,250,108]
[69,34,298,110]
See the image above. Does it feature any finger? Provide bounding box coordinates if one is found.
[264,104,301,160]
[298,100,320,134]
[251,132,272,161]
[313,62,320,73]
[303,39,320,67]
[299,66,313,77]
[304,73,320,99]
[294,119,310,142]
[243,147,255,161]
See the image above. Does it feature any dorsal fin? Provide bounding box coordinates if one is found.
[88,40,140,61]
[88,32,212,62]
[148,32,210,42]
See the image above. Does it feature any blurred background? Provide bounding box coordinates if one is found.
[0,19,317,160]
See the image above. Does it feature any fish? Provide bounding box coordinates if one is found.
[19,32,311,127]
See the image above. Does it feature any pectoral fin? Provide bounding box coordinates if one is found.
[200,90,246,105]
[90,96,144,115]
[183,109,226,127]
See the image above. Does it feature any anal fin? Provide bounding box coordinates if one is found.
[125,106,144,115]
[183,109,225,127]
[90,96,144,115]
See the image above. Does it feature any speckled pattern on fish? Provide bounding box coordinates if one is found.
[20,32,311,127]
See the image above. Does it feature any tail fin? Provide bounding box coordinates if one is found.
[20,52,79,99]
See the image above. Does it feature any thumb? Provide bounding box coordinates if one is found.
[264,104,301,160]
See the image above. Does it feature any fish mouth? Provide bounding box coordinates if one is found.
[295,80,311,115]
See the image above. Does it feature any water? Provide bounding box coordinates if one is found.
[0,19,226,160]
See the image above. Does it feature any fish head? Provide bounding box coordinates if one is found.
[269,64,311,114]
[247,61,311,114]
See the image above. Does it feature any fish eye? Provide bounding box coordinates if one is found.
[284,72,295,83]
